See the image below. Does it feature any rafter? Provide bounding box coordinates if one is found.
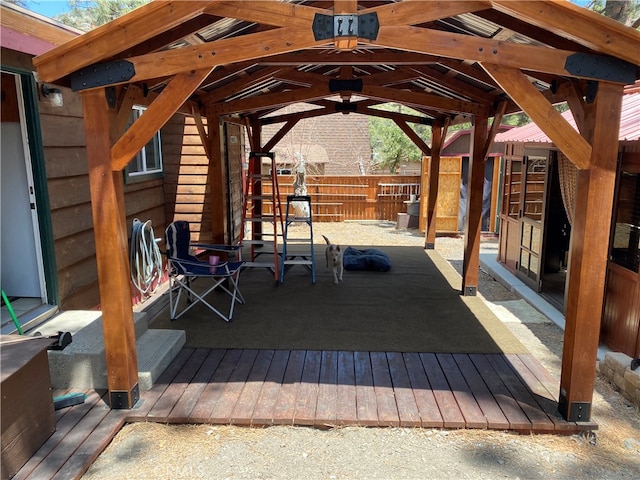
[259,105,331,125]
[33,0,217,82]
[206,1,329,28]
[367,0,491,25]
[118,27,327,85]
[204,66,289,103]
[362,84,490,116]
[372,24,635,82]
[491,0,640,66]
[259,50,442,66]
[213,84,332,116]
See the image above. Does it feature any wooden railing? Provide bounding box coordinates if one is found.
[260,175,421,222]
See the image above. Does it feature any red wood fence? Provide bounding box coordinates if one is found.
[264,175,421,222]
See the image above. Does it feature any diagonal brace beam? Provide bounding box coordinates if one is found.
[111,68,213,171]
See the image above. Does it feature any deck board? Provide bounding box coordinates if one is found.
[468,353,532,431]
[371,352,400,426]
[272,350,305,425]
[335,351,357,425]
[354,350,379,426]
[251,349,289,425]
[170,348,225,423]
[294,350,322,426]
[387,352,421,427]
[315,350,338,427]
[17,349,597,480]
[453,354,510,430]
[230,349,274,425]
[420,353,466,428]
[402,352,444,428]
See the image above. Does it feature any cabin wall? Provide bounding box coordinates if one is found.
[39,84,167,310]
[601,147,640,358]
[162,114,211,241]
[162,117,244,245]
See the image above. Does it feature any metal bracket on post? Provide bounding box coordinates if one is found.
[585,80,599,104]
[105,86,117,108]
[71,60,136,91]
[464,286,477,296]
[559,390,592,422]
[564,53,636,85]
[312,12,379,41]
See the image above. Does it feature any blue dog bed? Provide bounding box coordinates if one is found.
[343,246,391,272]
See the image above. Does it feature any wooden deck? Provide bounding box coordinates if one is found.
[14,347,596,480]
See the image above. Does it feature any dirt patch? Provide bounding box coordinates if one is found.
[82,223,640,480]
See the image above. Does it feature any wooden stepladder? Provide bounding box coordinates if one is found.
[280,195,316,284]
[241,152,284,281]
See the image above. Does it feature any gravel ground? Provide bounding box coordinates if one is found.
[82,221,640,480]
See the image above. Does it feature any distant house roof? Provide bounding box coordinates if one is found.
[0,2,81,56]
[441,125,514,157]
[495,92,640,144]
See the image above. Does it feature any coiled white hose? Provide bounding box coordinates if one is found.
[130,218,164,295]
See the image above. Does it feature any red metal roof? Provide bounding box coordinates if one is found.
[495,92,640,144]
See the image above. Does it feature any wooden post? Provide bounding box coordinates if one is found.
[424,121,443,249]
[207,110,227,244]
[82,88,139,409]
[462,116,488,296]
[559,81,624,422]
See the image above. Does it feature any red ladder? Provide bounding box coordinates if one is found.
[241,152,283,281]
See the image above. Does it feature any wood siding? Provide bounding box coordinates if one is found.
[39,85,166,310]
[600,148,640,358]
[162,118,244,245]
[601,263,640,357]
[162,115,211,242]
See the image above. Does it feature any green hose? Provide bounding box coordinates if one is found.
[1,289,23,335]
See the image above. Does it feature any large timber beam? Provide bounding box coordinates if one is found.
[81,27,326,87]
[111,68,213,171]
[481,63,592,170]
[491,0,640,66]
[33,1,216,82]
[393,119,431,157]
[423,119,448,244]
[82,88,139,409]
[559,81,624,422]
[372,25,636,83]
[207,111,227,244]
[263,119,299,152]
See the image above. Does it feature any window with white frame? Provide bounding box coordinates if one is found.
[124,105,163,183]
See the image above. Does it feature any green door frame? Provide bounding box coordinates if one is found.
[2,65,59,306]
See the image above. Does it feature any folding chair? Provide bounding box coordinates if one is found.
[165,221,245,322]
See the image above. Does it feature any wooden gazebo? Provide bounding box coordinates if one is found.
[33,1,640,421]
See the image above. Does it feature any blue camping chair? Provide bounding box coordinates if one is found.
[165,221,245,322]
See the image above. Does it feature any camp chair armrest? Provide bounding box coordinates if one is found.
[191,243,242,253]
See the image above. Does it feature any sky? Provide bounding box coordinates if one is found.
[23,0,594,20]
[23,1,71,18]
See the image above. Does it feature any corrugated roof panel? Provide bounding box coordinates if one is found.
[495,93,640,143]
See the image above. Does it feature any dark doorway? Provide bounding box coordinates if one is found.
[459,157,495,232]
[541,151,570,312]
